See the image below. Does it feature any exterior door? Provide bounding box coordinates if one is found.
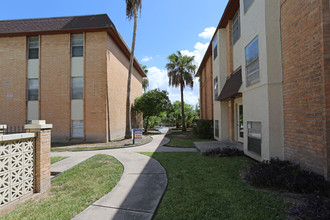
[236,101,244,143]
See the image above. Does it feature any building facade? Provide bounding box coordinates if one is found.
[0,14,145,143]
[197,0,330,178]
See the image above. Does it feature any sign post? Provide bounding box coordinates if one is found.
[132,128,143,145]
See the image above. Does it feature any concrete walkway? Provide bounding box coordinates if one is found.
[51,128,196,220]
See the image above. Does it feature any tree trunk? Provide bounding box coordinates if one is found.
[125,6,138,139]
[180,81,186,132]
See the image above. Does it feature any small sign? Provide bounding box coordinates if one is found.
[7,93,13,98]
[133,129,143,140]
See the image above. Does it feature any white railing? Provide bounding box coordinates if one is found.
[0,133,36,207]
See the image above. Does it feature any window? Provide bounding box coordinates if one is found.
[247,121,261,155]
[71,77,83,99]
[215,120,219,138]
[71,120,83,138]
[214,77,218,100]
[243,0,254,13]
[213,36,218,59]
[71,34,83,57]
[27,79,38,101]
[245,37,259,86]
[232,11,241,45]
[28,36,39,59]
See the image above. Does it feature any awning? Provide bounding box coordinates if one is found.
[217,67,242,101]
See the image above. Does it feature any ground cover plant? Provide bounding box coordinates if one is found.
[245,158,330,219]
[165,130,214,148]
[204,147,244,157]
[51,156,68,164]
[2,155,123,220]
[143,152,290,219]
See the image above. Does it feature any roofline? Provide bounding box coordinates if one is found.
[196,0,239,77]
[0,23,146,78]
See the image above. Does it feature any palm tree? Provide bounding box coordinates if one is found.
[125,0,142,139]
[166,51,196,132]
[142,65,149,92]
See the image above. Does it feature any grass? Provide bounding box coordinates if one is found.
[165,131,213,148]
[51,156,68,164]
[51,137,152,152]
[143,152,291,219]
[2,154,123,220]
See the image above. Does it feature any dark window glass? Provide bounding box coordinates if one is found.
[215,120,219,138]
[71,120,84,138]
[71,34,83,57]
[214,77,218,100]
[213,37,218,59]
[28,79,38,101]
[71,77,83,99]
[28,37,39,59]
[245,37,259,86]
[232,11,241,45]
[244,0,254,13]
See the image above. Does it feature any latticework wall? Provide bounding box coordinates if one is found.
[0,138,34,207]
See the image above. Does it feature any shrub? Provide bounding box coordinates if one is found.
[204,147,244,157]
[245,158,330,195]
[288,193,330,220]
[192,119,213,139]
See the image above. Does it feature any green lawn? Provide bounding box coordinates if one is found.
[166,131,213,148]
[2,154,123,220]
[51,156,68,164]
[143,152,291,219]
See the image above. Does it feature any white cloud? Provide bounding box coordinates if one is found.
[141,56,152,62]
[180,41,209,67]
[198,27,216,40]
[147,66,168,91]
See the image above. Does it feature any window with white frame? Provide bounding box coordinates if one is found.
[243,0,254,13]
[71,120,83,138]
[71,77,83,99]
[215,120,219,138]
[27,78,38,101]
[71,34,83,57]
[245,36,259,86]
[232,10,240,45]
[213,36,218,59]
[28,36,39,59]
[214,76,218,100]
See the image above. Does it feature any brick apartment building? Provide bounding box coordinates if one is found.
[196,0,330,178]
[0,14,145,143]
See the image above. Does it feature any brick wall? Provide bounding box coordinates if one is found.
[199,55,213,120]
[281,0,330,177]
[0,36,27,126]
[40,34,71,142]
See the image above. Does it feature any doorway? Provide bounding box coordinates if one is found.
[235,99,244,143]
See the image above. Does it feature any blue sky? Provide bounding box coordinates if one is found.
[1,0,227,106]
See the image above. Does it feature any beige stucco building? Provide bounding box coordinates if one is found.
[0,14,145,143]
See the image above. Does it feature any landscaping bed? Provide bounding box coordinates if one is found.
[144,152,290,219]
[2,154,123,220]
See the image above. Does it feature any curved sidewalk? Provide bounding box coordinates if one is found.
[51,129,196,220]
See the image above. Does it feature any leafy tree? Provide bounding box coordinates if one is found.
[125,0,142,139]
[166,51,196,131]
[142,65,149,92]
[132,89,171,132]
[166,101,199,128]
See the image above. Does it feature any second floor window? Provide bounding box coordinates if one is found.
[28,36,39,59]
[27,78,38,101]
[245,36,259,86]
[71,77,83,99]
[71,34,83,57]
[244,0,254,13]
[213,36,218,60]
[232,10,241,45]
[214,76,218,100]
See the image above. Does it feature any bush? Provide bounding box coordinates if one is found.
[192,119,213,139]
[288,193,330,220]
[245,158,330,195]
[204,147,244,157]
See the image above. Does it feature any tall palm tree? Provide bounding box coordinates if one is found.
[125,0,142,139]
[142,65,149,92]
[166,51,196,132]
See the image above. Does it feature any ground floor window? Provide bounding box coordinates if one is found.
[214,120,219,138]
[247,121,261,155]
[71,120,83,138]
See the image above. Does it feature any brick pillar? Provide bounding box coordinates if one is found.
[25,120,52,193]
[0,125,7,136]
[228,99,235,141]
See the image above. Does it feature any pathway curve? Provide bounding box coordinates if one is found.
[51,128,196,220]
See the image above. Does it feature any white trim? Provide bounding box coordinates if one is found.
[0,133,36,142]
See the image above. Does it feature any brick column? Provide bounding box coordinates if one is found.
[25,120,52,194]
[0,125,7,136]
